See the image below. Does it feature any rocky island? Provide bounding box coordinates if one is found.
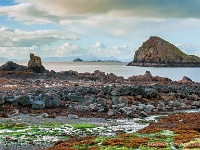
[73,58,84,62]
[127,36,200,67]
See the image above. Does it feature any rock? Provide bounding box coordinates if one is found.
[127,36,200,67]
[181,76,193,84]
[0,96,5,107]
[7,99,18,106]
[97,90,104,97]
[42,113,49,118]
[118,97,128,105]
[112,97,120,105]
[44,96,60,108]
[67,93,83,102]
[157,102,165,111]
[139,111,148,118]
[145,104,155,112]
[28,53,46,73]
[87,95,96,104]
[68,114,79,119]
[96,98,106,106]
[107,109,117,116]
[0,61,27,71]
[192,101,200,107]
[142,88,158,98]
[15,95,30,106]
[32,101,45,109]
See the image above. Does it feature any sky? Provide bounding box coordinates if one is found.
[0,0,200,61]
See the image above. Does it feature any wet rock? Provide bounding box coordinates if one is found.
[32,101,45,109]
[15,95,30,106]
[142,88,158,98]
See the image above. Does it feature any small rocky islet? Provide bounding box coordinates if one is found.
[0,39,200,150]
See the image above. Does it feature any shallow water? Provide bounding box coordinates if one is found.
[1,61,200,82]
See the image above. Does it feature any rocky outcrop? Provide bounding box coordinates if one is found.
[127,36,200,67]
[28,53,46,73]
[0,61,27,71]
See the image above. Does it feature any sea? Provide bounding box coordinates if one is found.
[1,62,200,82]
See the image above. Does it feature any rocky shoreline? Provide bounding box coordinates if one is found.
[0,56,200,149]
[127,61,200,67]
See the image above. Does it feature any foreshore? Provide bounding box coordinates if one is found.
[0,69,200,149]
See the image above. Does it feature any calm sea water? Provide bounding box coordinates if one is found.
[1,62,200,82]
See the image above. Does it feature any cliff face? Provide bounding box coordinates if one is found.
[128,36,200,67]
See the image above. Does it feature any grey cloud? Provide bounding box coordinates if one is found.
[14,0,200,18]
[0,0,199,25]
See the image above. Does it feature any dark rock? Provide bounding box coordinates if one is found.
[15,95,30,106]
[0,61,27,71]
[73,58,83,62]
[142,88,158,98]
[67,93,84,102]
[32,101,45,109]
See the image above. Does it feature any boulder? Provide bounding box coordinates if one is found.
[28,53,46,73]
[15,95,30,106]
[142,88,158,98]
[181,76,193,84]
[0,96,5,109]
[32,101,45,109]
[67,93,83,102]
[96,98,106,106]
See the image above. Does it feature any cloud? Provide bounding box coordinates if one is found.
[110,45,133,59]
[92,42,107,49]
[0,26,78,47]
[0,0,200,24]
[0,45,38,59]
[55,42,86,57]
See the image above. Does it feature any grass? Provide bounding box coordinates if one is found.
[71,123,96,130]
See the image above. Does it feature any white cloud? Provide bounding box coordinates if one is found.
[0,45,38,59]
[110,45,133,59]
[92,42,106,49]
[55,42,86,57]
[0,26,78,47]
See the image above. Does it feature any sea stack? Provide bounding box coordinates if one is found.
[127,36,200,67]
[28,53,46,73]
